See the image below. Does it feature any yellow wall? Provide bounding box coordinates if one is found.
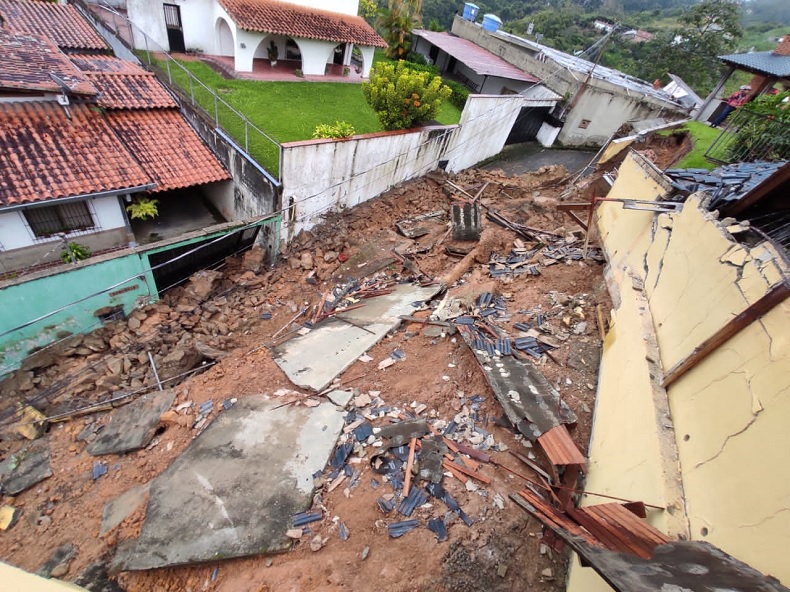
[0,562,88,591]
[568,150,790,590]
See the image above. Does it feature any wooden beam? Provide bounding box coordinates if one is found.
[403,437,417,498]
[662,281,790,388]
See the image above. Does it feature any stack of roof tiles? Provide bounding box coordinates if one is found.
[0,0,229,208]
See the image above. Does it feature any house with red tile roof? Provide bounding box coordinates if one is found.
[125,0,385,76]
[0,3,231,274]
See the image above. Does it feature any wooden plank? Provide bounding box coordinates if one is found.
[442,460,492,484]
[403,437,417,498]
[538,425,587,467]
[509,450,553,483]
[444,463,468,484]
[573,506,652,558]
[662,281,790,388]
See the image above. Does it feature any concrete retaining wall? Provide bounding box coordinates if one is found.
[280,94,524,241]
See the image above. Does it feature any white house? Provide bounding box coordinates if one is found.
[126,0,386,77]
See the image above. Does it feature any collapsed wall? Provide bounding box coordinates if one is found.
[568,151,790,591]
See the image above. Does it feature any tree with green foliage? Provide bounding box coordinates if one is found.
[362,60,452,130]
[621,0,742,94]
[377,0,423,60]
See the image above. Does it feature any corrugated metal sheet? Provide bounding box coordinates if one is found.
[413,29,540,83]
[720,51,790,77]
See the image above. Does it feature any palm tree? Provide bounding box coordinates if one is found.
[377,0,423,60]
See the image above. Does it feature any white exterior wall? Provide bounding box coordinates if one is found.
[280,94,526,241]
[127,0,169,50]
[0,211,31,251]
[0,196,127,252]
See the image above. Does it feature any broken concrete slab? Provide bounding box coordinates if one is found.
[0,444,52,495]
[326,390,354,408]
[87,390,176,456]
[112,394,345,571]
[100,483,151,536]
[272,284,441,392]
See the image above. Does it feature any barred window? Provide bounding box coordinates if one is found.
[24,201,95,238]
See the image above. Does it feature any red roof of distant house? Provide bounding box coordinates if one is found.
[106,110,230,193]
[0,31,98,96]
[218,0,386,47]
[0,0,108,51]
[412,30,540,84]
[71,55,177,109]
[0,102,152,206]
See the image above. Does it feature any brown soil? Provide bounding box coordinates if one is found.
[0,162,614,592]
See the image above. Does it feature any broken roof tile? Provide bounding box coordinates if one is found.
[0,102,152,206]
[0,31,98,96]
[0,0,108,51]
[218,0,387,48]
[106,110,230,193]
[71,55,177,110]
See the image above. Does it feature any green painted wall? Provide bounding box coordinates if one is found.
[0,253,157,375]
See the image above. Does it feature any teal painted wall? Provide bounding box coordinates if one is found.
[0,253,157,375]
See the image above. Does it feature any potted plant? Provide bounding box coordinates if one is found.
[267,40,278,66]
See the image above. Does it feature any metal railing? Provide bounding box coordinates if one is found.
[705,107,790,166]
[85,1,283,179]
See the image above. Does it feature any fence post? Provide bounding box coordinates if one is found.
[214,95,219,126]
[166,59,172,85]
[144,34,151,65]
[189,76,194,105]
[245,121,249,153]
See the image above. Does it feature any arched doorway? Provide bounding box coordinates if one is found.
[215,17,234,57]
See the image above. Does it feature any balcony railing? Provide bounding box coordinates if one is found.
[705,107,790,166]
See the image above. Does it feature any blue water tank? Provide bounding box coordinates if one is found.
[482,14,502,32]
[462,3,479,21]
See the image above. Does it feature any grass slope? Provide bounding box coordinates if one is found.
[157,59,462,175]
[664,121,723,170]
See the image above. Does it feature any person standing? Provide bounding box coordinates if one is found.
[710,85,751,127]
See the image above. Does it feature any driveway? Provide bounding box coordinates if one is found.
[484,142,595,177]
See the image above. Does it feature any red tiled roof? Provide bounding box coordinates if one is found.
[0,102,152,206]
[218,0,386,47]
[106,110,230,193]
[0,31,97,96]
[71,55,177,109]
[413,30,540,84]
[0,0,108,51]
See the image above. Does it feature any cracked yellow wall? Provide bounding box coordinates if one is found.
[568,151,790,591]
[648,198,790,583]
[0,562,88,591]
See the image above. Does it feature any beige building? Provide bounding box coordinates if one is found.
[567,151,790,590]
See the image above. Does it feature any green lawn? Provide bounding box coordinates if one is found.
[661,121,723,170]
[152,58,462,176]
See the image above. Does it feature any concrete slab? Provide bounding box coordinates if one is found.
[100,483,151,536]
[87,390,176,456]
[272,284,441,392]
[113,394,345,571]
[326,390,354,408]
[0,444,52,495]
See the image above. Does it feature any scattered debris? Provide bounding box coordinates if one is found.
[0,505,19,531]
[0,445,52,495]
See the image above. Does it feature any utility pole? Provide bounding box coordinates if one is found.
[562,27,617,119]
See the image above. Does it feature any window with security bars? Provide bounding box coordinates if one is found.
[24,201,95,238]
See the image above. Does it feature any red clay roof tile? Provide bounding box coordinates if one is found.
[0,102,152,206]
[0,31,98,96]
[106,110,230,193]
[0,0,108,51]
[218,0,386,47]
[71,55,177,109]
